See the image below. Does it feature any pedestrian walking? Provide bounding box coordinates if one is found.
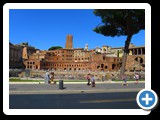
[134,73,139,84]
[44,71,50,84]
[86,73,91,86]
[121,74,128,86]
[91,74,95,87]
[49,72,56,84]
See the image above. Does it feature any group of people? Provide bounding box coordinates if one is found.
[44,71,56,84]
[44,71,140,86]
[86,74,95,87]
[122,73,140,86]
[86,73,140,87]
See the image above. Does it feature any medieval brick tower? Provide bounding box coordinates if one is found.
[65,34,73,49]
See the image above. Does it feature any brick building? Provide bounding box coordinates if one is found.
[23,34,122,71]
[9,43,23,68]
[126,46,145,71]
[9,42,37,69]
[22,34,145,72]
[20,42,37,60]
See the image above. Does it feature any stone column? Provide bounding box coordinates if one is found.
[132,49,134,55]
[134,49,136,55]
[137,49,138,55]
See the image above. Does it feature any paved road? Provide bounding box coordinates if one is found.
[9,83,144,109]
[9,92,140,109]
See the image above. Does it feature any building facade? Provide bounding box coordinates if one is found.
[9,43,23,68]
[11,34,144,72]
[23,34,123,71]
[126,46,145,71]
[9,42,37,69]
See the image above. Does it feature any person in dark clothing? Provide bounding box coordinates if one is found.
[86,74,91,86]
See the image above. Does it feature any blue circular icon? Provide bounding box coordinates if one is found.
[137,89,158,110]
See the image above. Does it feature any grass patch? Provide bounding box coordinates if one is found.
[112,79,145,82]
[9,78,86,82]
[9,79,43,82]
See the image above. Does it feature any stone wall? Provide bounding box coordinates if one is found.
[9,69,24,77]
[16,70,145,81]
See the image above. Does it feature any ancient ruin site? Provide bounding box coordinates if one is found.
[9,34,145,80]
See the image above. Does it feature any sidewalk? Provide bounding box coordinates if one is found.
[9,81,145,84]
[9,82,145,94]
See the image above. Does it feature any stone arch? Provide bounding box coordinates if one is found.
[112,64,116,70]
[97,66,100,69]
[105,65,108,69]
[135,57,143,64]
[101,64,104,68]
[129,63,144,71]
[103,56,105,61]
[117,63,122,69]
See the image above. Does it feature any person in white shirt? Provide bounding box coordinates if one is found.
[91,75,95,87]
[44,71,50,84]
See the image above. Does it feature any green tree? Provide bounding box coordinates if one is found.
[48,46,62,50]
[93,9,145,78]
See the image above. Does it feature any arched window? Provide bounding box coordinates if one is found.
[105,66,108,69]
[103,56,105,61]
[135,57,143,63]
[112,64,116,70]
[101,64,104,68]
[97,66,100,69]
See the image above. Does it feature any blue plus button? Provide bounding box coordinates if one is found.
[137,89,158,110]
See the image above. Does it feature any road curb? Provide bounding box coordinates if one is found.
[9,88,142,94]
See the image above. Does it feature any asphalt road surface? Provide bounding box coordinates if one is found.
[9,83,144,109]
[9,92,140,109]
